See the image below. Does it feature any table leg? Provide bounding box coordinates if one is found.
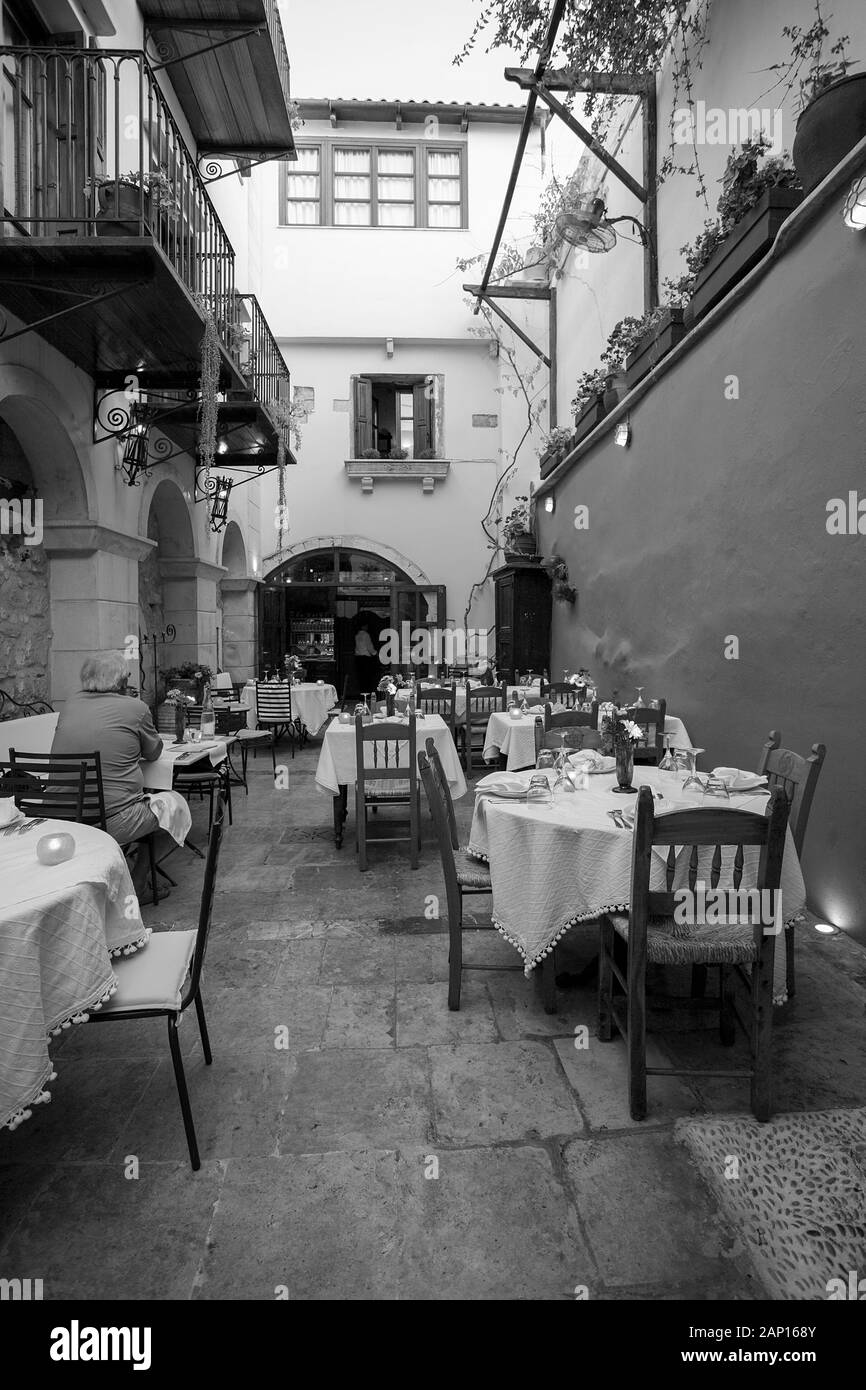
[333,785,348,848]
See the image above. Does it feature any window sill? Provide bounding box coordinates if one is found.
[345,458,450,492]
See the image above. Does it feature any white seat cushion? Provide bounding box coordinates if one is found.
[102,929,197,1013]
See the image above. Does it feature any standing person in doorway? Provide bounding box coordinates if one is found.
[354,621,379,698]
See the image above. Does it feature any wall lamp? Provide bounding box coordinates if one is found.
[842,175,866,230]
[615,419,631,448]
[543,495,555,513]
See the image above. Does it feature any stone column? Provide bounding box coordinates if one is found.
[220,576,261,682]
[158,557,226,676]
[42,522,155,707]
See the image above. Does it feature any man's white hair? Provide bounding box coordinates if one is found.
[80,652,129,693]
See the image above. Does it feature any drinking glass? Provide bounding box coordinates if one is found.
[681,747,706,793]
[562,668,570,683]
[536,749,556,773]
[658,733,677,773]
[634,686,645,707]
[527,773,553,805]
[703,775,731,800]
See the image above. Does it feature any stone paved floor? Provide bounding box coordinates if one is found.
[1,741,865,1300]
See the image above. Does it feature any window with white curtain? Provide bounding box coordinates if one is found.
[282,142,464,228]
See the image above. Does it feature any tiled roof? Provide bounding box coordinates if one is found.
[295,98,535,127]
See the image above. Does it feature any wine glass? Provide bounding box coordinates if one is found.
[520,693,529,715]
[552,731,569,789]
[536,749,556,773]
[681,747,706,793]
[562,668,570,684]
[634,686,645,707]
[658,733,677,773]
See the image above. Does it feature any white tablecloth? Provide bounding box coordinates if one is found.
[240,682,337,737]
[482,711,694,772]
[467,765,805,999]
[0,818,148,1131]
[395,681,541,721]
[315,713,466,798]
[0,711,59,760]
[141,739,229,793]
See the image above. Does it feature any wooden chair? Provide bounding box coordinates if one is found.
[757,730,827,998]
[461,681,507,778]
[255,680,302,769]
[622,700,667,764]
[598,784,790,1122]
[9,749,160,903]
[543,701,598,732]
[418,681,457,739]
[88,795,227,1170]
[544,681,585,708]
[534,717,602,757]
[355,713,420,871]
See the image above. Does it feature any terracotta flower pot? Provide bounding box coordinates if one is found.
[793,74,866,194]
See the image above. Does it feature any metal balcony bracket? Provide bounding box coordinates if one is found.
[470,290,550,368]
[0,280,147,348]
[92,387,198,448]
[147,25,265,73]
[198,148,296,184]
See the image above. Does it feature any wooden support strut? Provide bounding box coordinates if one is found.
[527,83,648,204]
[471,290,550,368]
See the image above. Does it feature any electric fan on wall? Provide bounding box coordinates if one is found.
[555,194,647,254]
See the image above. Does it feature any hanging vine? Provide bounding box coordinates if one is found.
[195,300,221,500]
[267,398,303,553]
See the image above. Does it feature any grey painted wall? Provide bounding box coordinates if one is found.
[537,199,866,943]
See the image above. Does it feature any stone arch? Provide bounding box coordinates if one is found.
[0,365,90,521]
[144,476,196,558]
[264,533,430,585]
[220,519,247,576]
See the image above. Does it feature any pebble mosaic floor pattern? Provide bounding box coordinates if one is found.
[678,1107,866,1299]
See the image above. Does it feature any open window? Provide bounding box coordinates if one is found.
[350,374,441,459]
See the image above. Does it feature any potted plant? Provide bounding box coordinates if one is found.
[94,170,181,236]
[567,368,608,459]
[687,136,802,323]
[162,661,212,703]
[502,495,536,558]
[623,300,689,391]
[388,447,409,460]
[359,447,381,460]
[537,425,574,472]
[163,688,196,745]
[550,559,577,605]
[768,4,866,193]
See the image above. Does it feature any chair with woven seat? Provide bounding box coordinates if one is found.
[533,716,602,759]
[355,712,420,871]
[418,681,457,740]
[622,700,667,765]
[10,749,159,903]
[757,730,827,998]
[461,681,507,778]
[88,795,227,1170]
[598,784,790,1122]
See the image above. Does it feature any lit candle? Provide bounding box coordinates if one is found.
[36,833,76,865]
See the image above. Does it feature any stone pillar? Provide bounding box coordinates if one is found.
[220,576,261,682]
[158,557,226,677]
[42,522,155,708]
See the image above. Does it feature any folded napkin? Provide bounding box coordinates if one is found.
[0,797,23,827]
[712,767,769,792]
[567,751,615,773]
[475,773,529,798]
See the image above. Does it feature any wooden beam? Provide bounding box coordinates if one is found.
[328,100,337,129]
[461,104,470,133]
[533,86,648,203]
[477,294,550,368]
[642,77,659,312]
[395,101,402,131]
[549,284,557,428]
[505,66,651,96]
[463,282,551,301]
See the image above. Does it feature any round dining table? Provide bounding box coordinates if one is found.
[0,816,149,1132]
[483,710,695,772]
[467,764,806,1001]
[239,681,338,738]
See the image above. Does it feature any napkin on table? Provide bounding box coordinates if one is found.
[0,798,23,827]
[712,767,769,792]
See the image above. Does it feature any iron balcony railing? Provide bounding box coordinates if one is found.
[237,293,293,452]
[0,45,239,345]
[263,0,293,117]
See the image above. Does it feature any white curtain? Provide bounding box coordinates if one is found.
[378,150,413,175]
[379,203,414,226]
[286,173,319,198]
[285,201,318,224]
[334,175,370,199]
[428,151,460,176]
[335,201,370,225]
[428,203,460,228]
[334,149,369,173]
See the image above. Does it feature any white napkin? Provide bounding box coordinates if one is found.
[0,797,23,827]
[568,751,615,773]
[712,767,768,792]
[475,773,529,797]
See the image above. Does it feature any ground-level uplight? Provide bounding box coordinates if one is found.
[813,922,837,934]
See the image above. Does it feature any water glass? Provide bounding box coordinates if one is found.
[527,773,553,805]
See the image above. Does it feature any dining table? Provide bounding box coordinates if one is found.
[315,712,467,847]
[483,710,695,772]
[394,680,543,721]
[0,815,149,1132]
[239,681,338,738]
[466,764,806,1002]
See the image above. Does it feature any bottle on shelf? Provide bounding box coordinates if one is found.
[200,683,215,739]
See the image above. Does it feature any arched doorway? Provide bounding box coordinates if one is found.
[262,540,444,696]
[219,520,257,681]
[0,418,51,704]
[138,478,200,708]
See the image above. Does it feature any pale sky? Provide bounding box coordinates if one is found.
[281,0,524,105]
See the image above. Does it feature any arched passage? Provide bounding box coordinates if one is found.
[138,478,208,706]
[218,520,257,681]
[261,538,443,694]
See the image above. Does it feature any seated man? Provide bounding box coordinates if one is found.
[51,652,177,903]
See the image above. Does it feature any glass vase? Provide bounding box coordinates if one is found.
[174,704,187,746]
[612,739,637,794]
[386,693,395,717]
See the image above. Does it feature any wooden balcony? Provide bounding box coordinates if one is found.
[0,46,246,391]
[139,0,296,159]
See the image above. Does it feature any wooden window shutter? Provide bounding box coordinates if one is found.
[412,380,434,456]
[353,376,373,456]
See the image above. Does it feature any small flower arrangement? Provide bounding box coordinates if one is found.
[502,495,531,544]
[377,674,405,695]
[569,668,593,688]
[165,661,213,685]
[285,654,304,677]
[600,710,644,755]
[164,688,196,708]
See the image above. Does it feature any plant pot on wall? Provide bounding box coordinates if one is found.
[625,307,687,391]
[504,531,537,560]
[602,373,627,413]
[793,74,866,194]
[569,392,607,451]
[689,188,803,324]
[96,184,154,236]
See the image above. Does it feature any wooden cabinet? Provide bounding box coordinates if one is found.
[493,561,551,682]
